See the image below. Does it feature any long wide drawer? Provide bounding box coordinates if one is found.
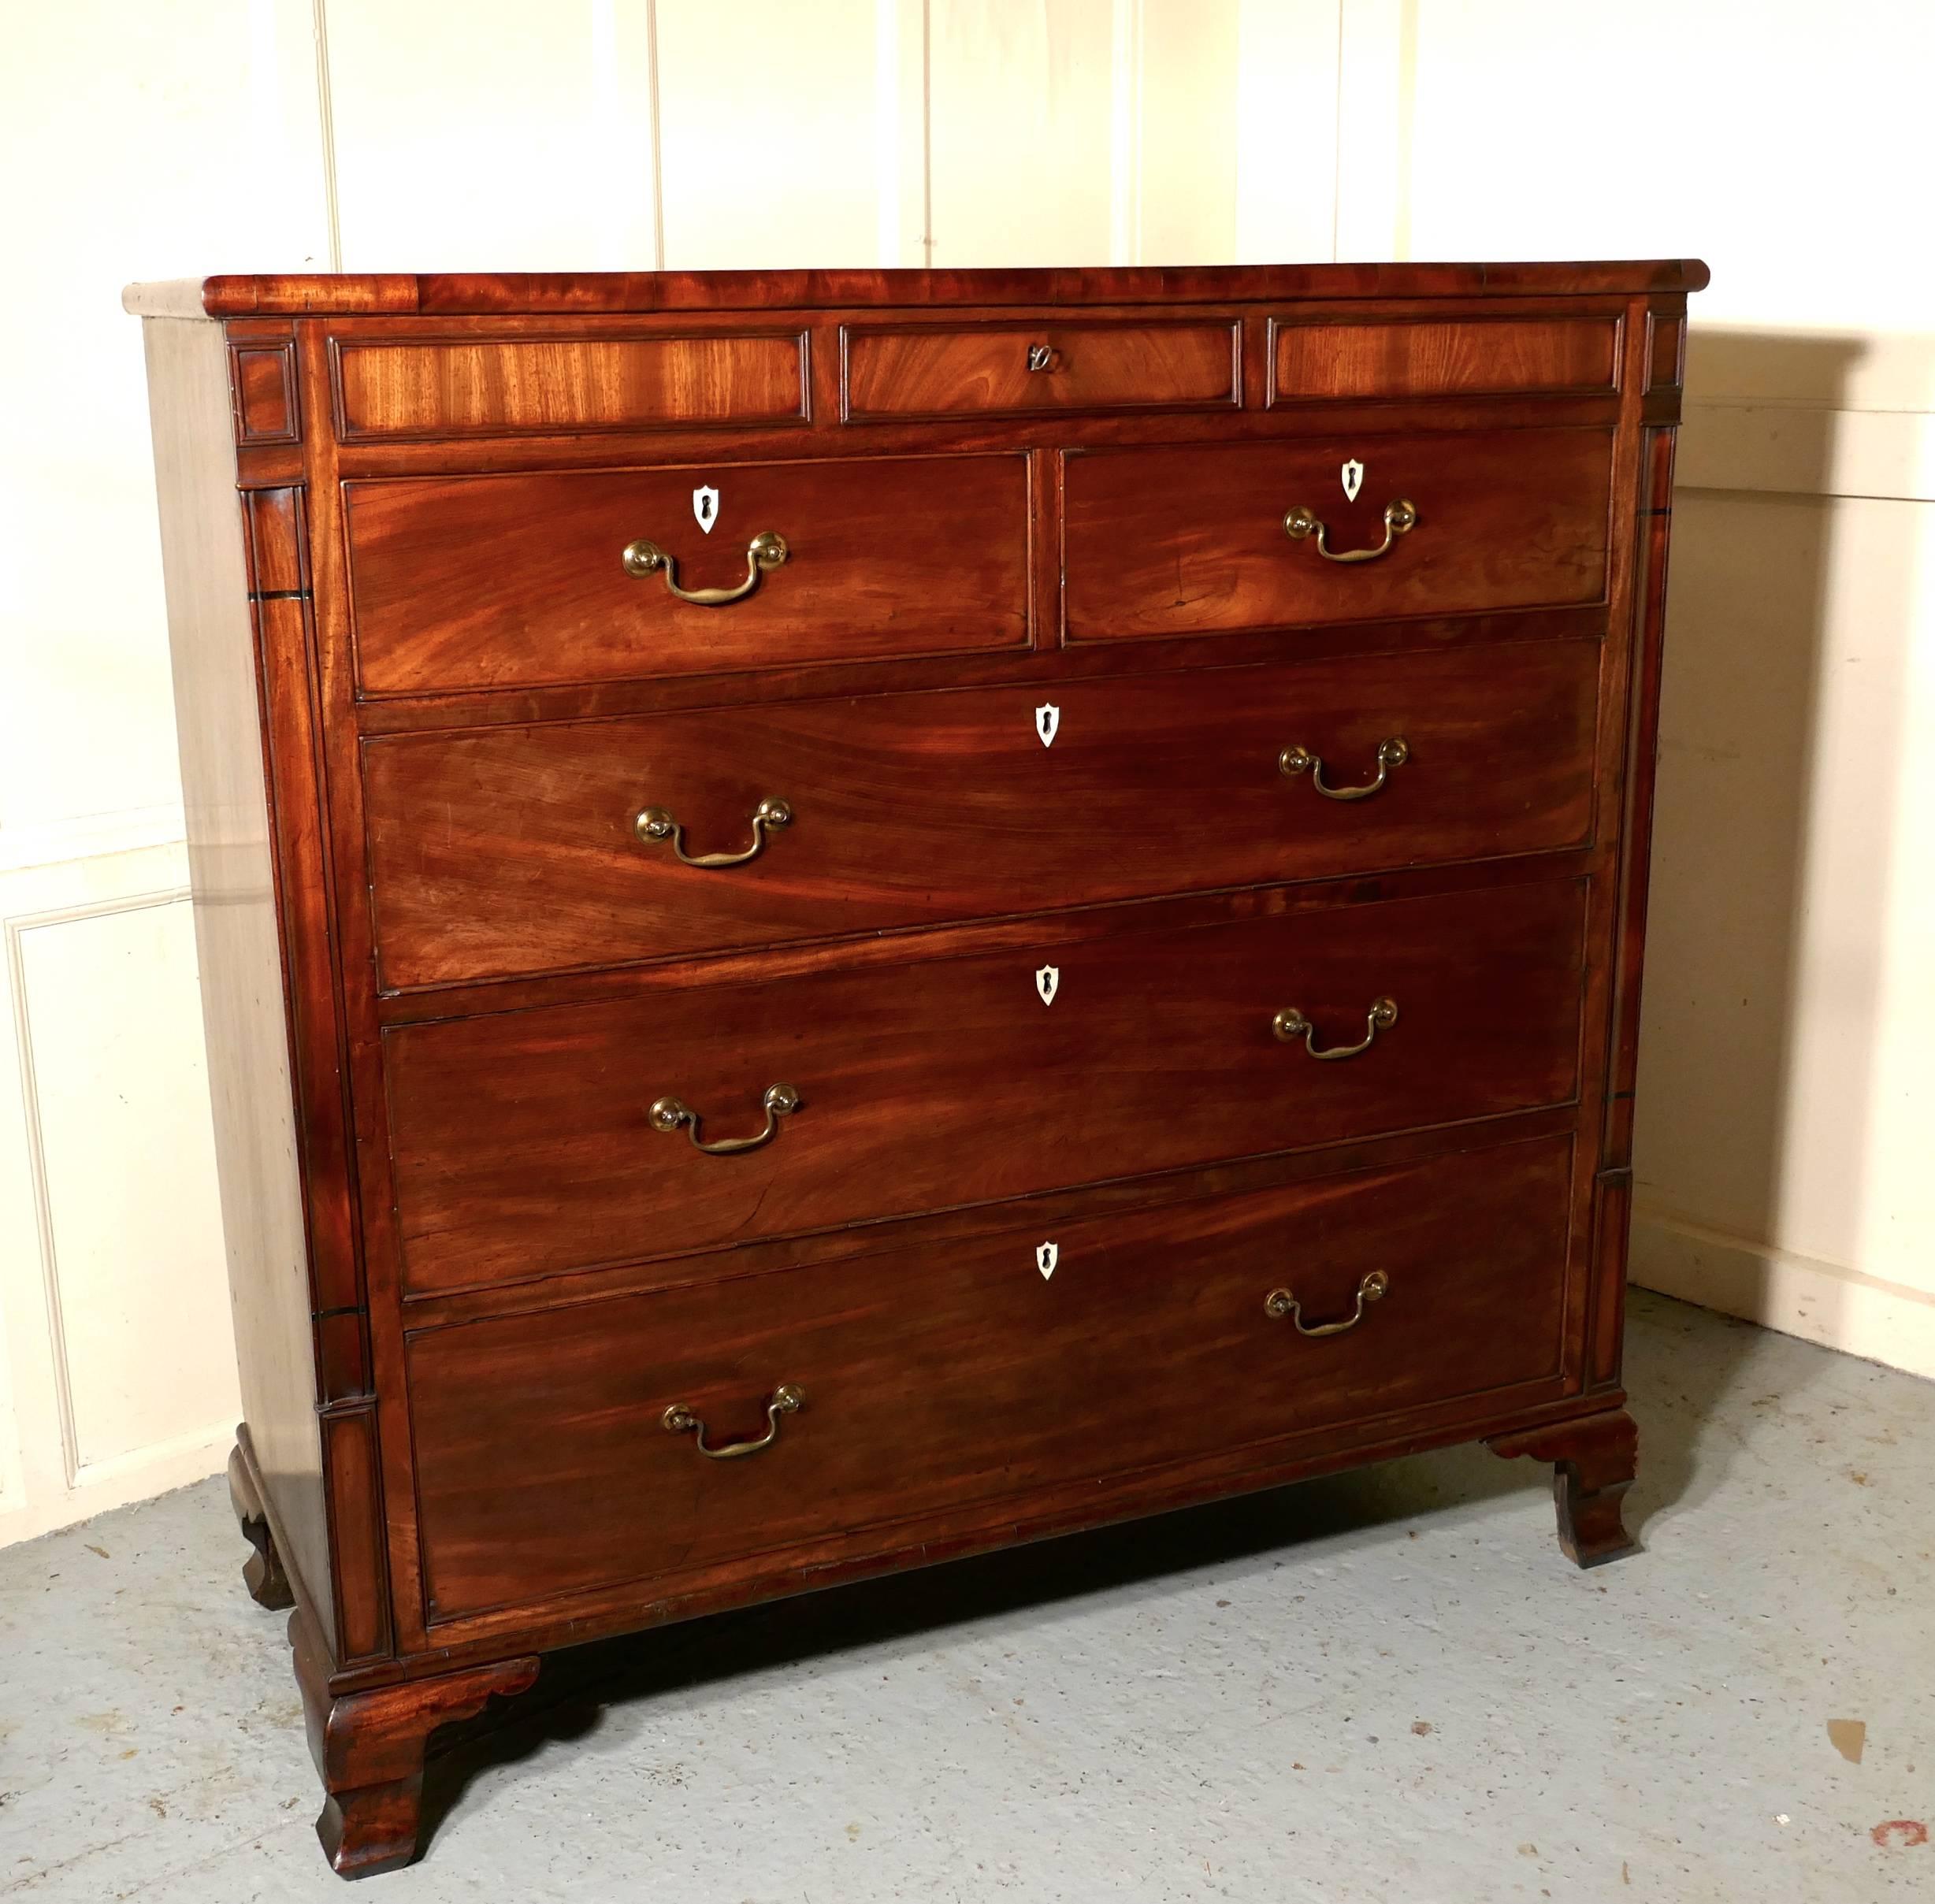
[1063,427,1610,644]
[363,641,1600,988]
[384,878,1586,1295]
[344,453,1031,695]
[407,1133,1577,1621]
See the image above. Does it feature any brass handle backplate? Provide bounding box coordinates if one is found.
[1272,997,1398,1060]
[1279,736,1409,800]
[663,1384,803,1459]
[637,796,792,867]
[1283,499,1417,563]
[1265,1271,1389,1338]
[622,529,789,605]
[649,1082,800,1155]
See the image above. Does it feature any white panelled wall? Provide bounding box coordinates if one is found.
[3,0,1930,1546]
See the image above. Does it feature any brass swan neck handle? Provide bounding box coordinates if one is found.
[1272,997,1398,1060]
[1279,736,1409,800]
[1265,1271,1389,1338]
[636,797,792,867]
[663,1385,803,1459]
[622,529,789,605]
[1283,498,1417,563]
[649,1082,800,1155]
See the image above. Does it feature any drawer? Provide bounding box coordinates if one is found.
[1270,317,1620,403]
[344,454,1031,695]
[1063,427,1610,644]
[384,878,1586,1294]
[843,320,1239,419]
[365,642,1600,988]
[332,332,808,440]
[407,1133,1576,1620]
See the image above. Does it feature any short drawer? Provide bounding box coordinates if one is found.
[843,321,1239,419]
[1064,427,1610,644]
[332,332,808,440]
[344,453,1031,695]
[364,641,1600,988]
[1270,317,1620,403]
[407,1133,1576,1620]
[384,878,1586,1294]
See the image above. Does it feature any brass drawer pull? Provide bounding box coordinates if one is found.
[636,796,792,867]
[1027,343,1057,372]
[1279,736,1409,800]
[1272,996,1398,1060]
[621,529,789,605]
[649,1082,800,1155]
[1265,1271,1388,1338]
[1283,498,1417,563]
[663,1384,804,1460]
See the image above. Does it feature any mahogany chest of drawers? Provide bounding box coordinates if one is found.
[128,259,1705,1879]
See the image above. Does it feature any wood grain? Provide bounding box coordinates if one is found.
[1063,426,1612,643]
[344,454,1031,693]
[844,321,1238,418]
[362,640,1600,987]
[383,877,1588,1293]
[1271,317,1619,401]
[407,1134,1575,1620]
[333,332,808,439]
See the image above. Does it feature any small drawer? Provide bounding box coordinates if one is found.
[363,641,1600,988]
[843,321,1239,419]
[384,877,1587,1294]
[407,1133,1576,1621]
[332,332,808,440]
[1270,317,1620,403]
[344,453,1031,694]
[1064,426,1610,644]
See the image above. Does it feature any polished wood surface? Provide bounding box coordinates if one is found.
[384,878,1586,1293]
[362,641,1599,987]
[1063,427,1611,643]
[333,332,808,439]
[1270,316,1619,401]
[344,454,1031,693]
[132,259,1701,1877]
[123,258,1712,319]
[843,320,1239,418]
[409,1134,1574,1620]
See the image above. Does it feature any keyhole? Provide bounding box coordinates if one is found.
[700,495,713,523]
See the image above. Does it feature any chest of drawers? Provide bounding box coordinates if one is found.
[128,259,1704,1879]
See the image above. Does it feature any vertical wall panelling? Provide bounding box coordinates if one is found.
[325,0,660,270]
[1234,0,1342,265]
[656,0,882,269]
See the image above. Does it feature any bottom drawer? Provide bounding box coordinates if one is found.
[408,1133,1577,1623]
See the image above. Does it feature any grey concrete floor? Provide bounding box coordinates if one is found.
[3,1289,1933,1902]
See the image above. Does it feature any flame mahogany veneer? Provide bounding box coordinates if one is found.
[128,259,1704,1878]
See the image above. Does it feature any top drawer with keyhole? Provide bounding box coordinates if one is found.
[841,320,1241,420]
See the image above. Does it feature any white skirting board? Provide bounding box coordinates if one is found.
[1631,1210,1935,1384]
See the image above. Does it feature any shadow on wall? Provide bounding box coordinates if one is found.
[1632,326,1918,1355]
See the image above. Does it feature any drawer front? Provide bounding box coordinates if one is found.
[407,1134,1576,1620]
[385,878,1586,1294]
[344,455,1031,695]
[332,332,808,440]
[843,321,1239,419]
[1270,317,1620,402]
[1064,428,1610,644]
[365,642,1599,988]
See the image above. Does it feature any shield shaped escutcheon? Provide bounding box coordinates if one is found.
[1036,703,1060,748]
[1035,964,1059,1007]
[1036,1242,1059,1280]
[692,484,720,533]
[1341,458,1365,503]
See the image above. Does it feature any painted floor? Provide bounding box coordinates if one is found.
[2,1289,1931,1902]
